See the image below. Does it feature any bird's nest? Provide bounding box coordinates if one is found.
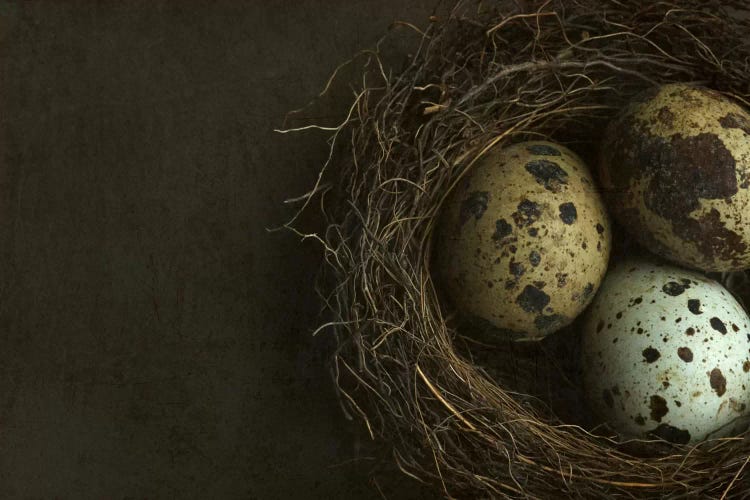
[283,0,750,497]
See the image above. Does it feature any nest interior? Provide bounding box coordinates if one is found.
[284,0,750,497]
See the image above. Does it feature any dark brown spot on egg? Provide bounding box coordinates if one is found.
[556,273,568,288]
[732,323,740,332]
[710,368,727,397]
[509,261,525,279]
[730,398,747,413]
[516,285,550,314]
[686,327,695,336]
[616,312,622,319]
[649,395,668,422]
[596,320,604,333]
[526,144,562,156]
[677,347,693,362]
[559,202,577,224]
[663,281,688,296]
[673,209,747,268]
[648,132,737,213]
[579,283,594,303]
[596,223,605,234]
[525,159,568,192]
[532,280,546,289]
[634,415,646,426]
[512,200,542,227]
[688,299,702,315]
[529,250,541,267]
[492,219,513,242]
[611,385,620,396]
[674,400,682,407]
[527,227,539,237]
[656,106,675,127]
[744,360,750,372]
[710,317,727,334]
[642,347,661,363]
[719,112,750,135]
[459,191,489,225]
[648,423,690,444]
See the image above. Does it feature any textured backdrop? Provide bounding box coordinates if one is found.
[0,1,434,497]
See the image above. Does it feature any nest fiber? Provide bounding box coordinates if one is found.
[285,1,750,497]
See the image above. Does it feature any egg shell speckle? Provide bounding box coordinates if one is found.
[435,141,611,340]
[600,84,750,272]
[582,259,750,444]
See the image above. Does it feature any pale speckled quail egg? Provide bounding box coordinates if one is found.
[582,258,750,444]
[600,83,750,272]
[434,140,611,340]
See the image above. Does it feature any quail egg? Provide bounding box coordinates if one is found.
[434,140,611,340]
[582,258,750,444]
[600,84,750,272]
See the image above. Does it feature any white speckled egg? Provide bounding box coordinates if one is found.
[435,141,611,340]
[582,258,750,444]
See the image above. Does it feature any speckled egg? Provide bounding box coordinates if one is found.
[434,141,611,340]
[600,84,750,272]
[582,258,750,444]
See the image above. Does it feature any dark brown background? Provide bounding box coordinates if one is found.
[0,1,435,497]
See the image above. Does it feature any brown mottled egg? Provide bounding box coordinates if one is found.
[600,83,750,272]
[582,258,750,444]
[434,141,611,340]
